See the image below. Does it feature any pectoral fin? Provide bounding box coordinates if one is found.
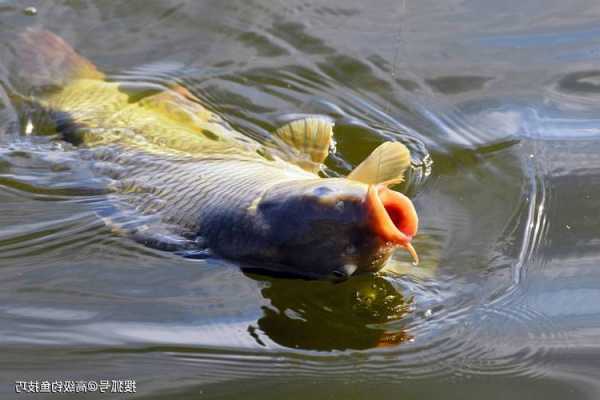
[272,116,334,173]
[348,142,411,185]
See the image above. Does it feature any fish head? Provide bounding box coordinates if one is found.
[255,178,418,279]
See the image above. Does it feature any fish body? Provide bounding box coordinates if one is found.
[13,30,419,279]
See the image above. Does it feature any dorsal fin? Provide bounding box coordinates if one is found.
[348,142,411,185]
[15,29,103,89]
[272,116,334,173]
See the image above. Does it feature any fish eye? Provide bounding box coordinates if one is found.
[313,186,333,196]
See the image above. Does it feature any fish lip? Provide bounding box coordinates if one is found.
[365,184,419,264]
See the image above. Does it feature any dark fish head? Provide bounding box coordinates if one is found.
[254,178,418,279]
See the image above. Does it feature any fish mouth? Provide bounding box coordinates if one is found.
[365,184,419,264]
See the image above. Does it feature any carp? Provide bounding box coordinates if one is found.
[12,30,419,279]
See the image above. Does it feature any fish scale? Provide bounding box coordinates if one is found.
[12,29,419,277]
[96,149,310,234]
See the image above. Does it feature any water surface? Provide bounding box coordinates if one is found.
[1,0,599,398]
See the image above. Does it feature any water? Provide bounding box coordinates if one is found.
[1,0,599,398]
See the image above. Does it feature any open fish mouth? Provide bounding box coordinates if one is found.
[365,184,419,264]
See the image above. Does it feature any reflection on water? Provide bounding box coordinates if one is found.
[1,0,600,399]
[252,274,412,351]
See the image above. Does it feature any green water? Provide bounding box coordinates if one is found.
[1,0,599,398]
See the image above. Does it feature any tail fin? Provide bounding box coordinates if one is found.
[14,29,103,90]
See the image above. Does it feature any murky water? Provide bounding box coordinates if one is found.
[1,0,599,398]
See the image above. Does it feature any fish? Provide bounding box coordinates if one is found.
[11,29,419,279]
